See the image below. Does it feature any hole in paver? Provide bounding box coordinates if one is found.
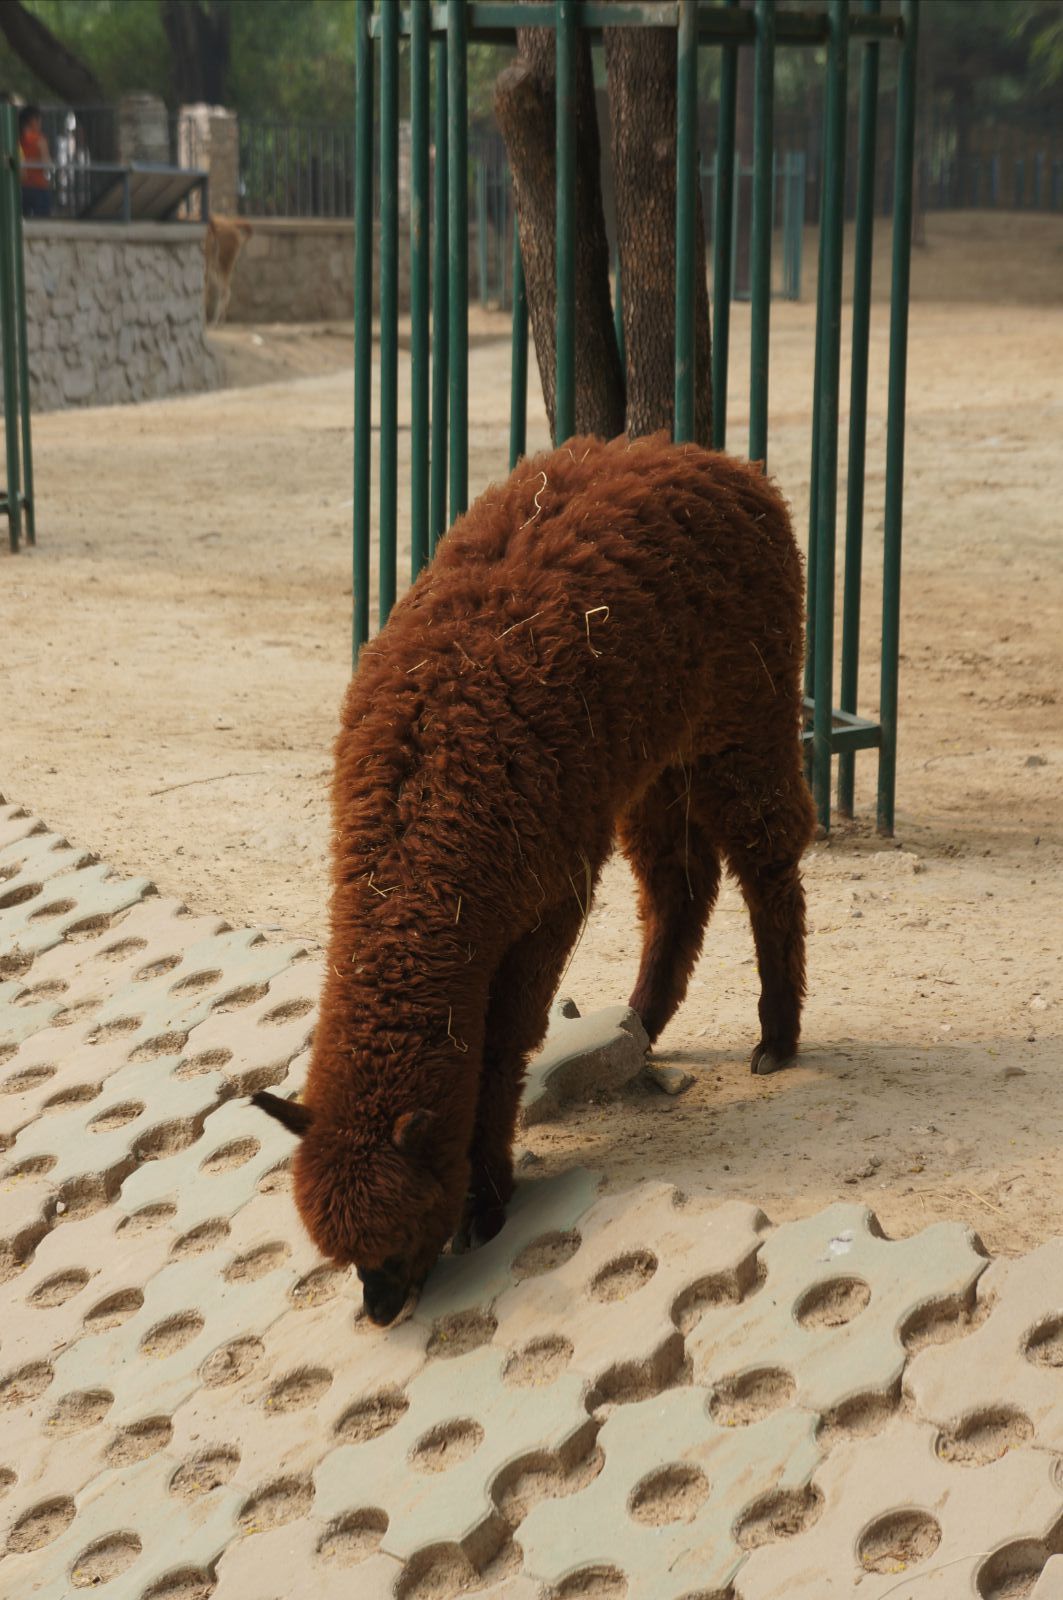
[31,1268,90,1307]
[199,1336,264,1388]
[170,968,222,992]
[1,1064,56,1094]
[336,1388,409,1443]
[201,1137,259,1174]
[503,1335,575,1389]
[226,1061,291,1097]
[0,1466,15,1496]
[89,1016,142,1043]
[140,1312,205,1358]
[818,1386,900,1446]
[172,1219,230,1258]
[264,1367,333,1413]
[629,1463,709,1526]
[29,897,77,920]
[735,1485,824,1551]
[795,1276,871,1329]
[42,1083,101,1112]
[902,1289,991,1352]
[410,1419,485,1473]
[105,1416,173,1467]
[134,955,183,982]
[238,1476,314,1531]
[0,1041,19,1065]
[174,1048,233,1080]
[0,1360,54,1408]
[129,1034,190,1064]
[6,1154,56,1180]
[976,1540,1054,1599]
[672,1258,765,1335]
[90,1101,145,1132]
[16,978,69,1003]
[223,1241,290,1283]
[859,1508,942,1573]
[260,997,315,1024]
[511,1230,581,1281]
[213,984,270,1014]
[57,1176,112,1221]
[709,1367,796,1426]
[134,1121,197,1161]
[426,1309,497,1360]
[0,882,43,910]
[257,1160,292,1193]
[1024,1315,1063,1368]
[67,914,118,942]
[117,1202,176,1235]
[589,1251,657,1303]
[47,1389,113,1434]
[96,938,148,962]
[170,1448,241,1499]
[6,1496,76,1552]
[592,1336,686,1408]
[550,1568,627,1599]
[496,1441,604,1529]
[71,1531,143,1587]
[141,1567,216,1600]
[290,1265,346,1307]
[937,1407,1034,1466]
[52,1000,99,1029]
[85,1288,145,1331]
[394,1545,484,1600]
[316,1508,388,1566]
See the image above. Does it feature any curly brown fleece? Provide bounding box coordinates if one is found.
[253,433,815,1323]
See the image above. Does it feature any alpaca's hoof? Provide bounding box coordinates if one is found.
[750,1043,796,1076]
[451,1195,507,1254]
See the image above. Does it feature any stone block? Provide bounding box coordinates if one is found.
[520,998,647,1125]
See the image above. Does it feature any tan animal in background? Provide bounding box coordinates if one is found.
[204,215,252,326]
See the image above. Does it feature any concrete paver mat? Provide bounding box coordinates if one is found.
[3,800,1063,1599]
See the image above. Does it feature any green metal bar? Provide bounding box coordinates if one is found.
[803,163,828,743]
[376,5,902,46]
[9,125,34,545]
[838,0,880,817]
[379,0,400,627]
[747,0,775,465]
[613,246,625,372]
[430,33,449,554]
[1,105,24,553]
[353,0,374,656]
[877,0,919,836]
[447,0,468,520]
[555,0,576,445]
[811,0,849,831]
[510,229,528,469]
[674,0,698,443]
[476,156,489,306]
[410,0,431,580]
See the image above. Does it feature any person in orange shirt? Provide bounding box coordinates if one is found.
[19,104,52,218]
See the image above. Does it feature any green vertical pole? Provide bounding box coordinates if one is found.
[803,162,828,746]
[555,0,576,446]
[353,1,373,657]
[877,0,919,836]
[674,0,698,444]
[712,0,738,450]
[613,247,625,373]
[838,0,880,817]
[0,106,23,554]
[410,0,430,580]
[447,0,468,521]
[430,33,449,555]
[509,229,528,470]
[11,145,34,546]
[811,0,849,831]
[476,156,488,307]
[748,0,775,466]
[379,0,399,628]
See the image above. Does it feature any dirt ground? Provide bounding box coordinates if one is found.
[2,210,1061,1257]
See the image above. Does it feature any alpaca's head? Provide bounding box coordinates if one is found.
[250,1092,459,1325]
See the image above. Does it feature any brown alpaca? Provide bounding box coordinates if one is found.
[253,434,815,1324]
[204,214,252,326]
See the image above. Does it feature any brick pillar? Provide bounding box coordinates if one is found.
[178,104,240,218]
[117,93,170,165]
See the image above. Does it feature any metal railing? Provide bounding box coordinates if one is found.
[238,120,355,218]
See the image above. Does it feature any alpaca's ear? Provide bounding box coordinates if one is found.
[250,1091,314,1137]
[392,1108,436,1157]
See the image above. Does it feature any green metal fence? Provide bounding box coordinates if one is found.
[356,0,919,837]
[0,103,35,555]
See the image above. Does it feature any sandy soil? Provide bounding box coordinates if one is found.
[2,210,1061,1256]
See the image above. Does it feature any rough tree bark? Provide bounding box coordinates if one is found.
[605,27,713,446]
[0,0,105,105]
[494,17,625,442]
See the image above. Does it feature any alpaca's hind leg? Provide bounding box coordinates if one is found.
[618,767,722,1046]
[462,903,586,1245]
[700,751,815,1075]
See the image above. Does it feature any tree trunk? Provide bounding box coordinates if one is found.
[605,27,713,446]
[0,0,105,105]
[494,17,625,444]
[160,0,231,108]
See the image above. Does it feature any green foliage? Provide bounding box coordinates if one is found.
[0,0,170,105]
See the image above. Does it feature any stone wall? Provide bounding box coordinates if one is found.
[222,219,362,323]
[21,222,218,412]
